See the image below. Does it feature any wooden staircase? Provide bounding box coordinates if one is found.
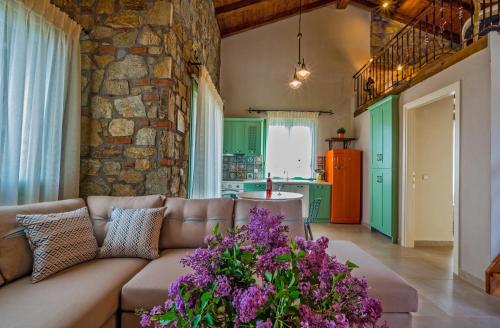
[486,254,500,295]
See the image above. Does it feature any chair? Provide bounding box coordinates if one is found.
[304,198,321,240]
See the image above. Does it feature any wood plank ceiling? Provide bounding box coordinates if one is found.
[214,0,471,38]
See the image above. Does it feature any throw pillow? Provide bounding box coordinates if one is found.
[16,207,98,283]
[98,207,165,260]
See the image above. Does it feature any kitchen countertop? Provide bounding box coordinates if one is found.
[243,179,331,185]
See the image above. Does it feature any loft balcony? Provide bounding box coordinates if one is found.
[354,0,500,115]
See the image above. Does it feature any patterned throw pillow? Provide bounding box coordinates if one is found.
[16,207,98,283]
[98,207,165,260]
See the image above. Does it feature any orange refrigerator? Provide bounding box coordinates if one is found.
[325,149,362,224]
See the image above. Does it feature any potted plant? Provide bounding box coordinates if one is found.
[337,127,346,139]
[137,208,386,328]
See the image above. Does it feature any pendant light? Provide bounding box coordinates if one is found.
[289,69,303,89]
[289,0,310,89]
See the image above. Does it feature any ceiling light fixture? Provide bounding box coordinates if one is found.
[289,70,303,89]
[382,1,390,9]
[289,0,310,89]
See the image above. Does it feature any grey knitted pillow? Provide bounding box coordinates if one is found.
[98,207,165,260]
[16,207,98,283]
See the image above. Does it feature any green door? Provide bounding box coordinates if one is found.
[370,169,383,231]
[381,169,393,237]
[309,184,331,222]
[381,103,393,169]
[371,107,383,169]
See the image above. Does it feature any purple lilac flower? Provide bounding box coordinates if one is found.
[255,246,289,276]
[246,208,288,248]
[139,313,151,327]
[215,275,233,297]
[256,319,273,328]
[233,284,272,323]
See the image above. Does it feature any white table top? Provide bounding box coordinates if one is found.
[238,191,304,201]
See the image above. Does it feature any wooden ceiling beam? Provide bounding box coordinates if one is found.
[215,0,266,15]
[221,0,336,37]
[337,0,351,9]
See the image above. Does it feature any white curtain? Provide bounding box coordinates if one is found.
[191,66,223,199]
[0,0,81,205]
[265,111,319,179]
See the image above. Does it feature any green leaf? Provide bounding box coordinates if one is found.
[346,260,359,270]
[288,275,296,288]
[296,250,306,259]
[184,291,191,303]
[276,254,292,262]
[212,224,219,235]
[265,271,273,282]
[193,314,202,328]
[205,312,214,325]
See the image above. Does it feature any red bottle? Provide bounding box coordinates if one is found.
[266,173,272,199]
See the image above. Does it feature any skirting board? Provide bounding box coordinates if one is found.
[456,270,485,291]
[414,240,453,247]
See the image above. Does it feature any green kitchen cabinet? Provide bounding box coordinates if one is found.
[243,182,267,192]
[309,184,331,222]
[223,118,265,156]
[368,95,398,243]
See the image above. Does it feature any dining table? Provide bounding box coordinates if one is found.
[237,191,304,201]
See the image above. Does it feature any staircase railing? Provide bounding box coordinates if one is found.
[354,0,499,112]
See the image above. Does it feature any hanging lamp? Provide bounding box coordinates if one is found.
[292,0,311,82]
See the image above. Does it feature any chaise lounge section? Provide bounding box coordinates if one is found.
[0,196,417,327]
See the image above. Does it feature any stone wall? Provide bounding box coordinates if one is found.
[53,0,221,198]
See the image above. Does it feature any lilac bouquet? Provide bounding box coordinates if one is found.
[138,208,387,327]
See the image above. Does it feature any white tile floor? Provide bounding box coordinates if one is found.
[311,223,500,328]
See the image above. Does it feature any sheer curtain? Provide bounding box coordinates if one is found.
[0,0,81,205]
[265,111,319,179]
[190,66,223,199]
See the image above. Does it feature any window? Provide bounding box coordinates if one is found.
[0,0,81,205]
[265,112,319,179]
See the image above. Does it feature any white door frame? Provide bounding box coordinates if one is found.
[401,81,461,275]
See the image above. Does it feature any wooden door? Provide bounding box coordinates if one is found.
[381,169,393,237]
[382,103,394,169]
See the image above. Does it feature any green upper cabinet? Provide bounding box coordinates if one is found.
[223,118,265,156]
[369,96,398,169]
[368,95,399,243]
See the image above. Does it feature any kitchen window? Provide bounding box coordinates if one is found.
[265,111,318,179]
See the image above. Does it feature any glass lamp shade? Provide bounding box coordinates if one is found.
[289,73,302,89]
[296,62,311,80]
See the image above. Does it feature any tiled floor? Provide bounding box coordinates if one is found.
[311,223,500,328]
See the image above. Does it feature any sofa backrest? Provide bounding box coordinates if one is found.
[233,199,305,239]
[86,195,166,246]
[0,198,86,284]
[160,198,234,249]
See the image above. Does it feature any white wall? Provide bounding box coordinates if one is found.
[220,5,371,155]
[354,37,495,284]
[413,97,454,242]
[353,110,371,226]
[490,35,500,263]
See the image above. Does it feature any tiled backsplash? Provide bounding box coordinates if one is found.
[223,155,264,181]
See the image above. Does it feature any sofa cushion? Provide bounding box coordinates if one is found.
[121,249,193,311]
[329,240,418,313]
[160,198,234,249]
[17,207,98,283]
[86,195,166,246]
[0,273,4,287]
[0,258,147,328]
[0,198,86,283]
[234,199,305,238]
[99,207,165,260]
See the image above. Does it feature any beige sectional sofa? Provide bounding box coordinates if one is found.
[0,195,417,328]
